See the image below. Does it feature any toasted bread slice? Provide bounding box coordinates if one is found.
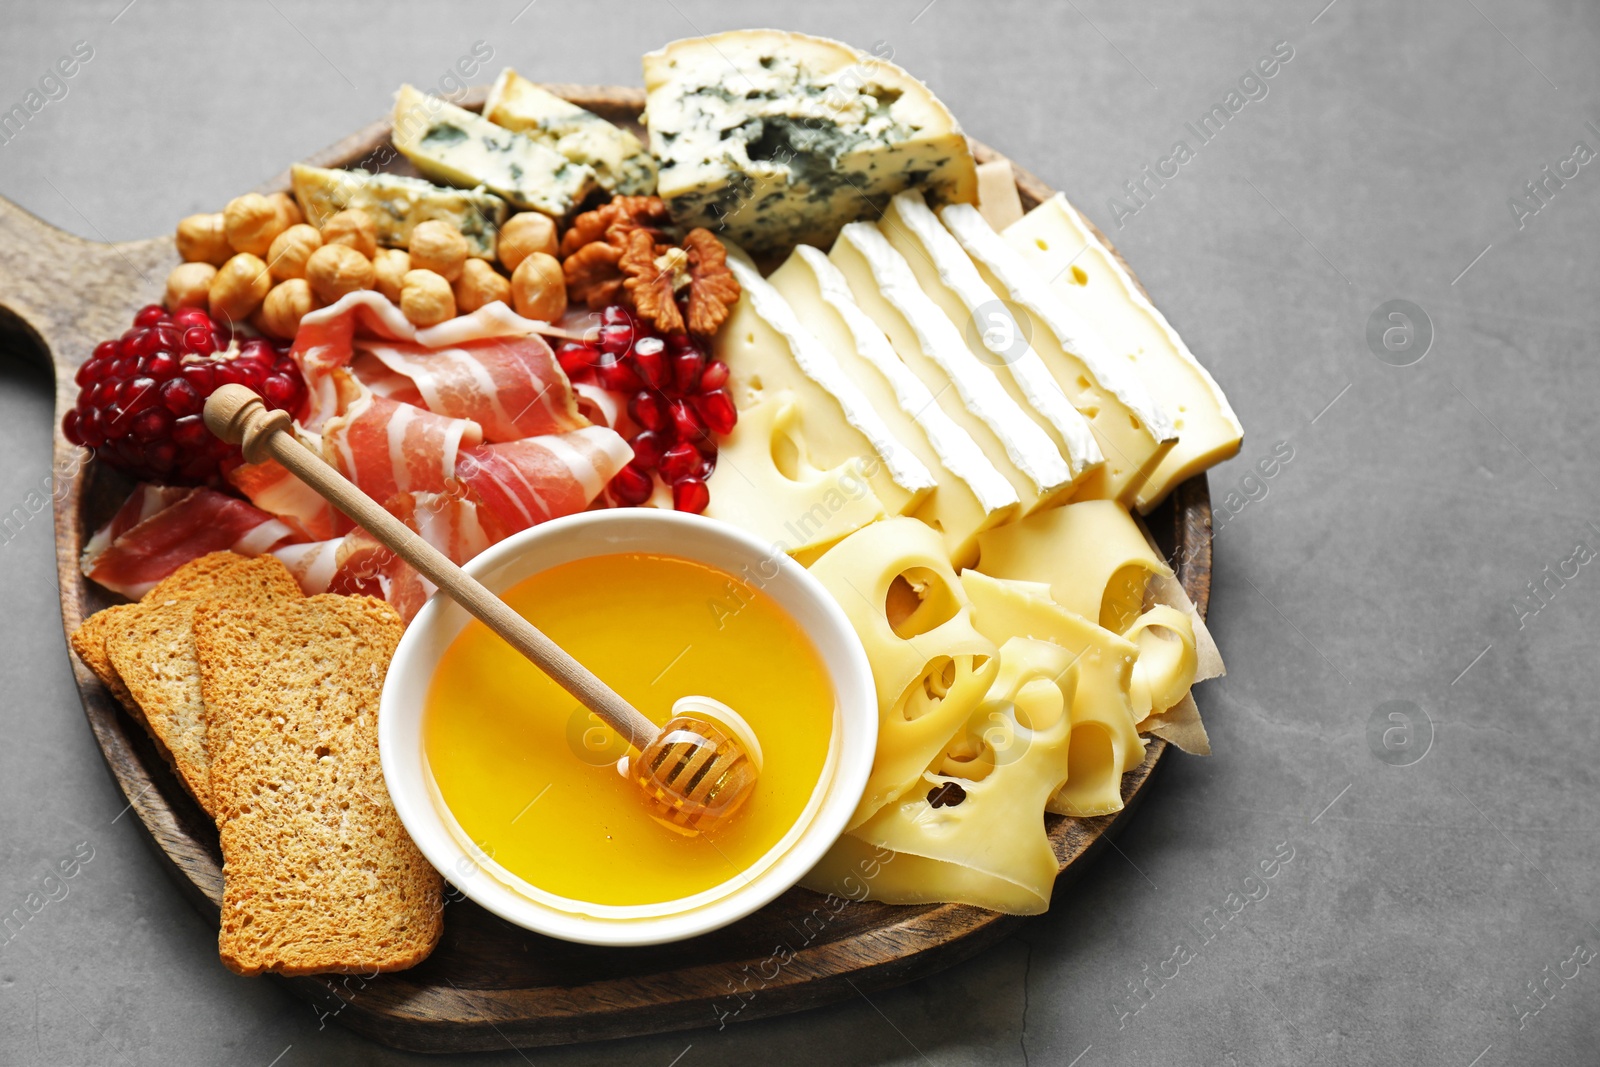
[196,594,442,977]
[68,603,141,711]
[101,553,302,817]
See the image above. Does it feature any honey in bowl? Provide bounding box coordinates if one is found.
[424,551,836,908]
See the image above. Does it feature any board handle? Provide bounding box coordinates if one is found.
[203,383,662,753]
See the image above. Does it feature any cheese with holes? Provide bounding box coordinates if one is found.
[1004,194,1242,510]
[391,85,599,217]
[702,392,884,556]
[768,246,1018,565]
[483,69,656,196]
[958,572,1146,817]
[975,499,1171,633]
[1123,605,1198,723]
[717,248,936,517]
[807,518,998,827]
[831,222,1080,513]
[641,30,976,253]
[289,165,507,259]
[879,191,1103,482]
[940,201,1178,506]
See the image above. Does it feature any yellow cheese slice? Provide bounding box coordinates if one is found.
[1123,605,1198,724]
[807,518,998,826]
[1004,194,1243,511]
[878,191,1105,483]
[830,222,1082,514]
[938,201,1178,507]
[974,499,1172,632]
[768,246,1019,566]
[717,249,937,517]
[703,391,885,556]
[973,159,1024,232]
[958,571,1146,817]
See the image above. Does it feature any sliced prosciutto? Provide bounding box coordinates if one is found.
[227,452,347,542]
[361,334,588,443]
[82,486,296,599]
[456,426,633,540]
[321,377,483,506]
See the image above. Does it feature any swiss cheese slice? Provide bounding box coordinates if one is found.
[830,222,1081,514]
[975,499,1172,633]
[939,201,1178,507]
[878,191,1104,484]
[1003,194,1242,511]
[806,518,998,826]
[958,572,1146,817]
[702,391,885,556]
[768,246,1019,566]
[717,249,937,517]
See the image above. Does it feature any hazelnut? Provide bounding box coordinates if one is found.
[498,212,557,271]
[175,213,232,266]
[400,269,456,327]
[305,243,375,304]
[511,252,567,321]
[268,191,304,228]
[409,220,468,282]
[373,248,411,304]
[257,279,316,339]
[267,224,322,282]
[165,261,218,310]
[321,209,378,259]
[453,258,511,313]
[223,193,287,257]
[209,253,273,324]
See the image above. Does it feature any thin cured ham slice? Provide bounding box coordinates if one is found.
[320,376,483,506]
[82,486,296,599]
[361,334,589,442]
[227,452,347,542]
[456,426,633,539]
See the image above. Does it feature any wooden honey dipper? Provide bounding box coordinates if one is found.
[203,384,760,836]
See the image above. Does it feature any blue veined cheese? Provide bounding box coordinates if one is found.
[482,68,656,196]
[642,30,977,253]
[390,84,599,217]
[289,165,507,259]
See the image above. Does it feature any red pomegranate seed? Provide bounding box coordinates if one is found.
[669,398,706,442]
[599,322,633,356]
[628,391,668,432]
[153,323,182,349]
[119,378,161,413]
[556,341,597,377]
[145,352,179,378]
[601,305,632,327]
[610,463,654,506]
[697,389,737,435]
[659,442,702,483]
[171,415,209,448]
[631,336,668,389]
[130,407,173,442]
[671,349,705,395]
[159,378,203,416]
[133,305,166,327]
[183,326,218,355]
[665,332,691,353]
[595,355,644,393]
[127,330,158,358]
[628,430,669,469]
[173,307,211,330]
[62,409,83,446]
[673,477,709,514]
[92,340,118,362]
[700,360,730,392]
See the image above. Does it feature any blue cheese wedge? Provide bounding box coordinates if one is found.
[939,200,1178,506]
[879,190,1103,486]
[769,246,1020,567]
[830,222,1080,515]
[482,68,656,196]
[289,164,507,259]
[391,84,598,217]
[717,246,937,517]
[642,30,977,253]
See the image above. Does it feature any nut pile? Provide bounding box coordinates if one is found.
[166,195,571,338]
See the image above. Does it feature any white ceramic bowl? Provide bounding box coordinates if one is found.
[379,509,877,946]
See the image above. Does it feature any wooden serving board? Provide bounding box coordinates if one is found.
[1,86,1212,1053]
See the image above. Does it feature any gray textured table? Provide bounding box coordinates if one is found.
[3,1,1598,1064]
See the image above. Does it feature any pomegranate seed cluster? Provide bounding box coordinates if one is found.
[557,305,737,514]
[62,304,308,486]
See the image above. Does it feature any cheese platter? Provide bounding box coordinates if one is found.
[2,31,1233,1051]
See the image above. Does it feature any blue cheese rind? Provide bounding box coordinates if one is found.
[391,84,599,217]
[482,68,656,196]
[289,164,507,259]
[642,30,977,253]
